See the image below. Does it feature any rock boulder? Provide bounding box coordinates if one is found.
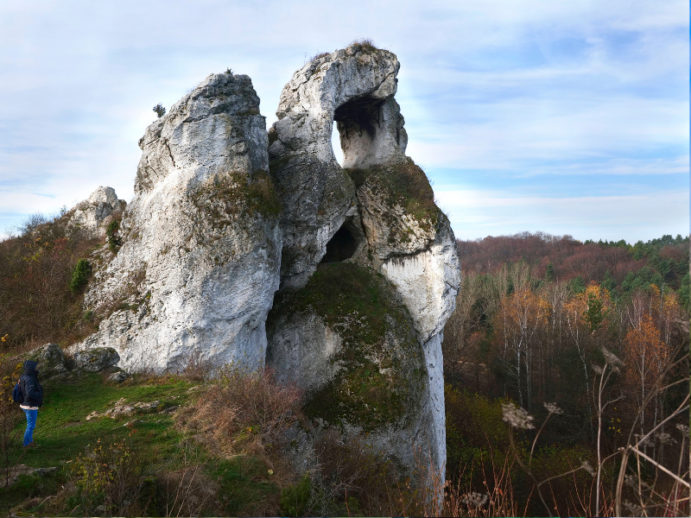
[73,347,120,373]
[23,343,68,380]
[67,186,126,239]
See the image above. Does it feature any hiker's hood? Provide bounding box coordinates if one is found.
[23,361,39,375]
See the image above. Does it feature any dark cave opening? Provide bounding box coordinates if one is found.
[321,223,359,263]
[333,96,385,169]
[334,96,383,140]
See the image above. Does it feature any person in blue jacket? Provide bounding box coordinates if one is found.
[19,361,43,448]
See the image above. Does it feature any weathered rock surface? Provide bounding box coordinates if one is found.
[267,263,438,472]
[108,370,129,383]
[18,343,121,380]
[85,397,167,421]
[266,43,461,481]
[268,43,407,289]
[73,347,120,373]
[71,72,282,373]
[67,186,126,239]
[22,343,68,379]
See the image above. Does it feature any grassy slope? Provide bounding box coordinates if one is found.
[0,373,279,516]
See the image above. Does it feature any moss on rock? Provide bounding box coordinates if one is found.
[269,262,425,431]
[345,158,439,230]
[191,169,281,229]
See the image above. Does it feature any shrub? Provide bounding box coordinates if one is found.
[445,384,511,484]
[69,259,92,294]
[153,103,166,118]
[64,438,151,517]
[106,219,121,253]
[0,211,101,351]
[280,474,312,517]
[308,429,442,517]
[155,461,220,517]
[351,38,378,52]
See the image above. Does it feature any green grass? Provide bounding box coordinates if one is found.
[207,457,279,516]
[13,374,192,469]
[0,373,281,516]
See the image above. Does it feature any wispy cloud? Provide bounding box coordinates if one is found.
[0,0,687,241]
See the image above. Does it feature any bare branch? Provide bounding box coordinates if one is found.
[630,446,690,489]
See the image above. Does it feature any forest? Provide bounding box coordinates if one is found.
[0,213,688,516]
[443,232,689,516]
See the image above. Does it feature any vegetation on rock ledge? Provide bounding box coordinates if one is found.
[270,262,425,431]
[192,170,281,228]
[346,158,439,230]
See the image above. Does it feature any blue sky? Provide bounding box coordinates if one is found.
[0,0,688,243]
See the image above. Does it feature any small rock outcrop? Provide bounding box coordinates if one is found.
[18,343,121,380]
[22,343,68,380]
[73,348,120,373]
[67,186,126,239]
[85,397,168,421]
[0,465,58,488]
[71,73,282,373]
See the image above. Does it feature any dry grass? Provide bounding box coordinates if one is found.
[444,450,520,517]
[309,51,330,62]
[351,38,378,52]
[156,458,220,517]
[177,366,302,482]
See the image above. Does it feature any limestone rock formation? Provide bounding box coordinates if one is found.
[71,72,282,373]
[266,43,461,480]
[67,186,126,239]
[268,43,407,289]
[267,263,432,472]
[68,42,460,482]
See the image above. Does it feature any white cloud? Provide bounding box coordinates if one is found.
[0,0,687,242]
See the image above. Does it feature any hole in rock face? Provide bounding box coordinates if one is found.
[333,96,384,169]
[321,221,359,263]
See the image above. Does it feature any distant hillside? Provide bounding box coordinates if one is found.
[457,232,689,307]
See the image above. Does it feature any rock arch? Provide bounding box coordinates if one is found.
[268,43,408,288]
